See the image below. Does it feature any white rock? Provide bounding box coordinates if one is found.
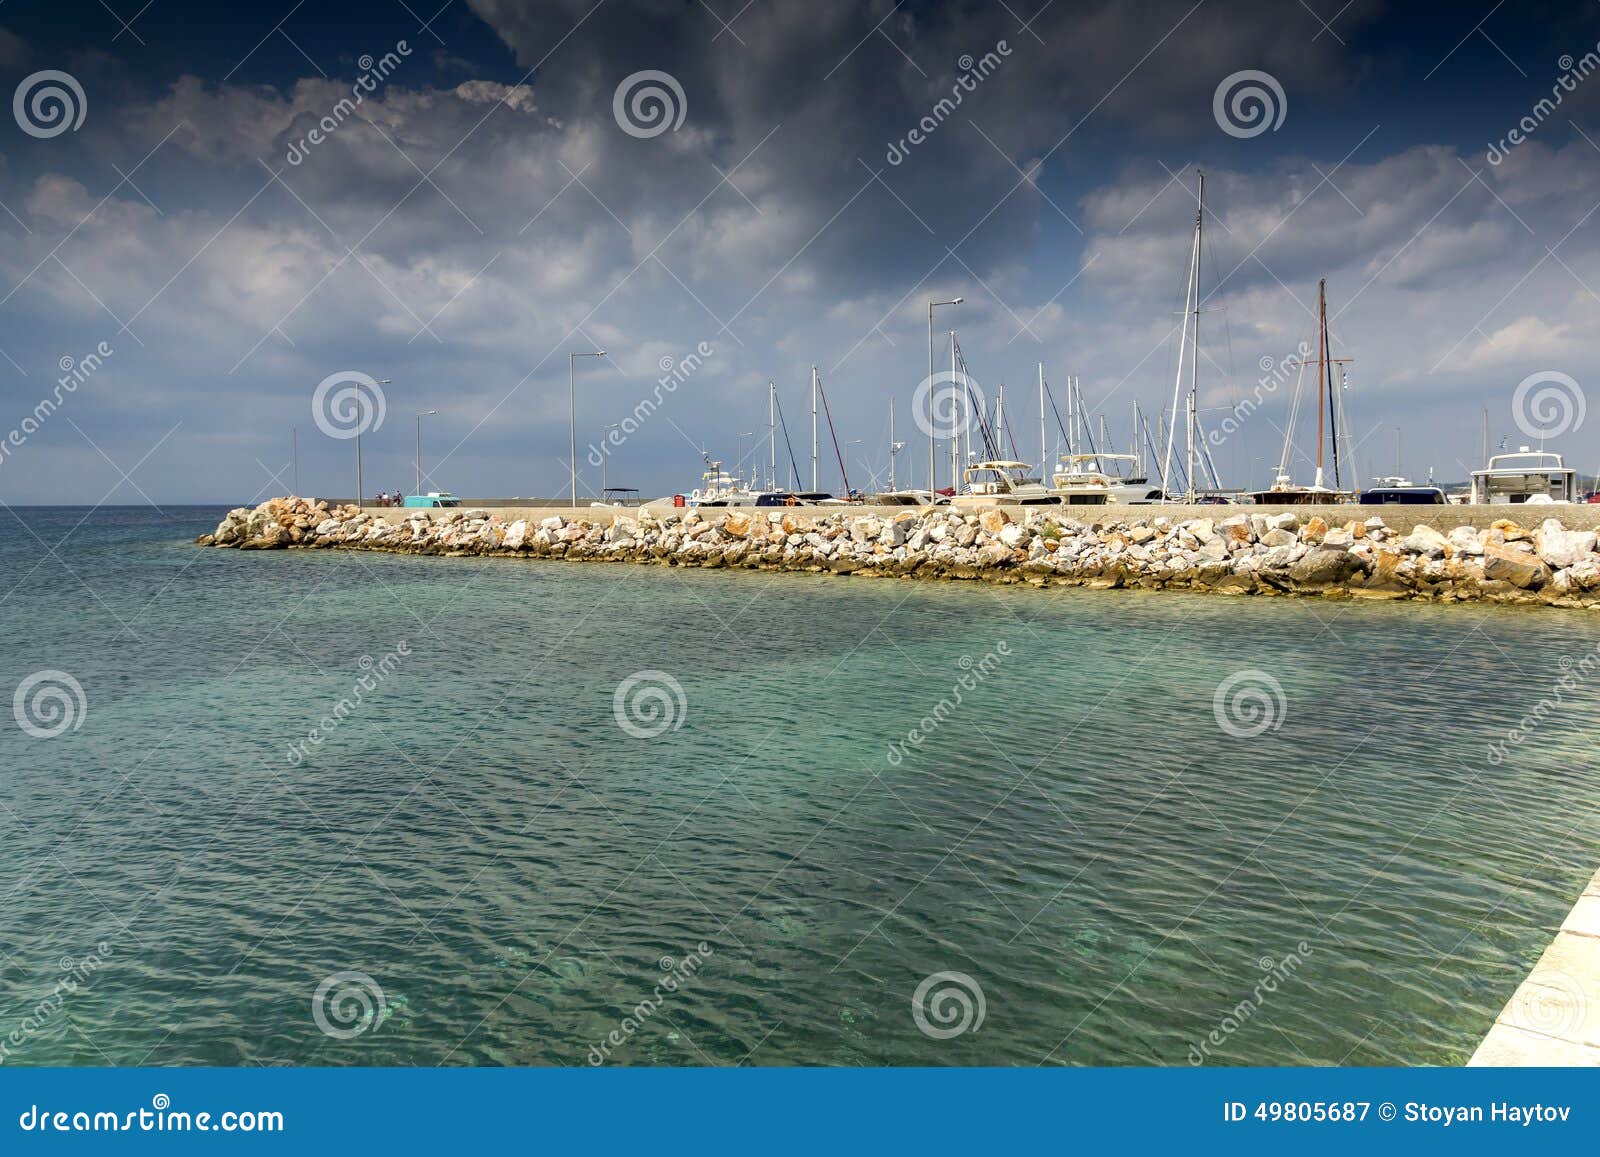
[1401,525,1451,558]
[1536,520,1597,569]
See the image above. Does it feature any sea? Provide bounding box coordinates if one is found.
[1,504,1597,1066]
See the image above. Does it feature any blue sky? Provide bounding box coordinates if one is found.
[1,0,1598,503]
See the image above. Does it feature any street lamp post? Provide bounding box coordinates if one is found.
[602,423,622,497]
[927,298,962,495]
[569,351,607,507]
[415,409,437,498]
[357,378,392,508]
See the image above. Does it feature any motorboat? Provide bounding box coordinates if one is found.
[688,461,763,507]
[868,489,947,506]
[1050,453,1163,505]
[1469,449,1578,504]
[951,460,1058,507]
[753,491,841,507]
[1357,476,1445,504]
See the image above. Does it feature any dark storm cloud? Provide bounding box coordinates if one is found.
[0,0,1594,502]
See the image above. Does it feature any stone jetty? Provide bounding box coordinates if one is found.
[198,496,1600,610]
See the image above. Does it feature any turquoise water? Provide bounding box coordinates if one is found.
[1,505,1597,1066]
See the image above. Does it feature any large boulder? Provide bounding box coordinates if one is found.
[1535,520,1597,569]
[1289,545,1366,586]
[977,508,1009,535]
[1401,524,1452,558]
[1482,541,1551,589]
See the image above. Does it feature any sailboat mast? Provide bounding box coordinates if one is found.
[810,365,818,492]
[1068,375,1078,457]
[888,399,896,493]
[1133,400,1144,477]
[1325,288,1342,488]
[997,383,1005,462]
[1038,363,1047,470]
[1164,172,1203,502]
[1315,279,1327,482]
[1187,171,1204,500]
[769,381,777,491]
[949,331,959,488]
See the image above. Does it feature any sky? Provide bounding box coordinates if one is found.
[1,0,1598,503]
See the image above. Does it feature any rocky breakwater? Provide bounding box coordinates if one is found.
[198,496,1600,610]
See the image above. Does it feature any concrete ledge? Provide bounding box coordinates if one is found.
[357,502,1600,532]
[1470,866,1600,1066]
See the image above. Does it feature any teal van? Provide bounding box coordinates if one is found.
[402,492,460,508]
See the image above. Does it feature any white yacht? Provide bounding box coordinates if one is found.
[1469,448,1578,505]
[1050,453,1163,505]
[869,489,947,506]
[688,461,762,507]
[951,460,1058,507]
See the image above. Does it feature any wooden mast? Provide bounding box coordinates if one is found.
[1292,279,1351,492]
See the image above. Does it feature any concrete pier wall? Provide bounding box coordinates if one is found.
[357,502,1600,532]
